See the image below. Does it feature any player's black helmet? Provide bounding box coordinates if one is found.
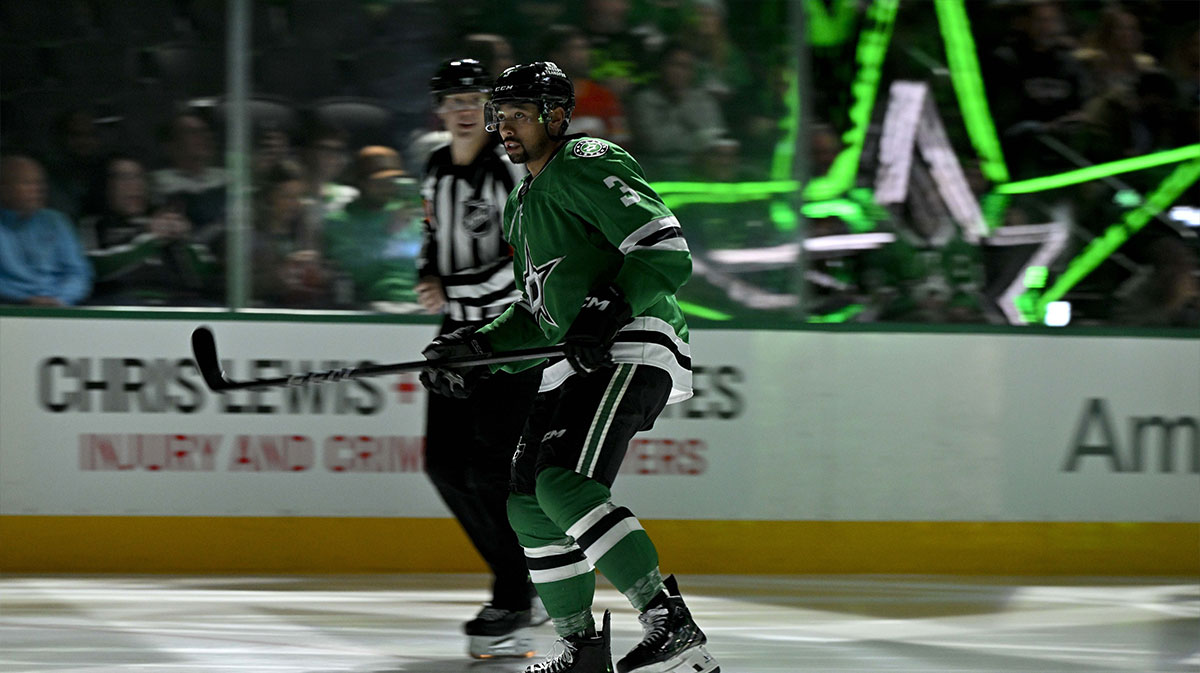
[484,61,575,135]
[429,58,492,99]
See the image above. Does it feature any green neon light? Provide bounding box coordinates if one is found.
[677,300,733,321]
[652,180,800,195]
[981,192,1010,231]
[807,303,865,323]
[1113,189,1142,208]
[801,198,874,232]
[934,0,1009,183]
[771,67,801,183]
[803,0,899,202]
[1023,266,1047,289]
[1034,158,1200,315]
[995,144,1200,195]
[806,0,858,47]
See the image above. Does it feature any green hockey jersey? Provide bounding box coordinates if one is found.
[479,136,693,403]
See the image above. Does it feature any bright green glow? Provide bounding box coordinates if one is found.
[801,198,875,233]
[996,145,1200,195]
[1034,158,1200,315]
[1023,266,1048,289]
[806,0,858,47]
[652,182,882,232]
[803,0,899,202]
[807,303,865,323]
[652,180,800,195]
[981,192,1010,231]
[654,181,800,210]
[771,200,799,230]
[677,301,733,321]
[1113,189,1142,208]
[934,0,1009,183]
[771,67,801,182]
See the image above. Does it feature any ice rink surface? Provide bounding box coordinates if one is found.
[1,574,1196,672]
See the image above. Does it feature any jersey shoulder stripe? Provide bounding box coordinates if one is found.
[618,215,685,254]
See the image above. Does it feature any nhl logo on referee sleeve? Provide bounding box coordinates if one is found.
[572,138,609,158]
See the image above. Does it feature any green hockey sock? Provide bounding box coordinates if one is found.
[535,467,664,611]
[507,491,597,636]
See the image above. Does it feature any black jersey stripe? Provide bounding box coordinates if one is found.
[440,257,512,287]
[634,226,684,249]
[449,284,518,307]
[614,330,692,369]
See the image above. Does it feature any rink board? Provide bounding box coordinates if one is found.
[1,314,1197,573]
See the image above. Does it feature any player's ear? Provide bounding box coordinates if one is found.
[548,107,566,134]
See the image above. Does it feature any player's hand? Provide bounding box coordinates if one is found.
[563,283,633,374]
[419,326,491,398]
[415,277,446,314]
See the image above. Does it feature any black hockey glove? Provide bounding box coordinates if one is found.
[563,282,633,374]
[419,327,491,399]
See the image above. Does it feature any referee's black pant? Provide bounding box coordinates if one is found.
[424,320,542,611]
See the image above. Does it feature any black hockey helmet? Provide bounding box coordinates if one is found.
[484,61,575,135]
[429,58,492,100]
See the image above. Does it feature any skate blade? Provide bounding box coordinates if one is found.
[467,632,537,659]
[627,645,720,673]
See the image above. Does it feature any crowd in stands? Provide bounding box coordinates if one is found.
[0,0,1195,326]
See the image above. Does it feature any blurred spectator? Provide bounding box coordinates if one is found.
[251,159,330,308]
[323,146,421,308]
[541,24,630,144]
[984,1,1088,179]
[1074,5,1157,99]
[628,42,728,179]
[77,154,219,306]
[299,121,359,224]
[1111,237,1200,327]
[150,112,226,251]
[251,123,294,182]
[463,33,517,78]
[1164,29,1199,137]
[580,0,664,98]
[1077,69,1187,163]
[681,0,752,106]
[0,155,92,306]
[45,108,107,221]
[986,1,1086,131]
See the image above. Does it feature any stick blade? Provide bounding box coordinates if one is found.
[190,326,229,391]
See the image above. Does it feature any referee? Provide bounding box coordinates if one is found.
[417,58,545,660]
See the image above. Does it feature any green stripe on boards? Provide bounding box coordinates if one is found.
[580,364,635,477]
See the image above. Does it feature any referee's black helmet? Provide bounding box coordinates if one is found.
[429,58,492,100]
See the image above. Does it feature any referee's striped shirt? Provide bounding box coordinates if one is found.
[420,137,524,322]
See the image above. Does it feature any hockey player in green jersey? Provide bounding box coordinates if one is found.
[420,62,720,673]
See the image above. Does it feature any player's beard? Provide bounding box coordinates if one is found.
[506,133,551,165]
[505,140,529,164]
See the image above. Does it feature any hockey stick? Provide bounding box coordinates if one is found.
[190,326,563,392]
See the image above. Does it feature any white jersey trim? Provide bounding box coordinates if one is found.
[618,215,685,255]
[537,316,692,404]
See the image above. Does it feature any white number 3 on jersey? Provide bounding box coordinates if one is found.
[603,176,641,207]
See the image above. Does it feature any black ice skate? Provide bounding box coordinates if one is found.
[616,575,720,673]
[525,609,613,673]
[465,604,536,659]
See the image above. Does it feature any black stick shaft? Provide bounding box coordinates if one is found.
[191,326,561,392]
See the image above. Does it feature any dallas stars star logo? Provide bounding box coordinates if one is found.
[522,240,564,327]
